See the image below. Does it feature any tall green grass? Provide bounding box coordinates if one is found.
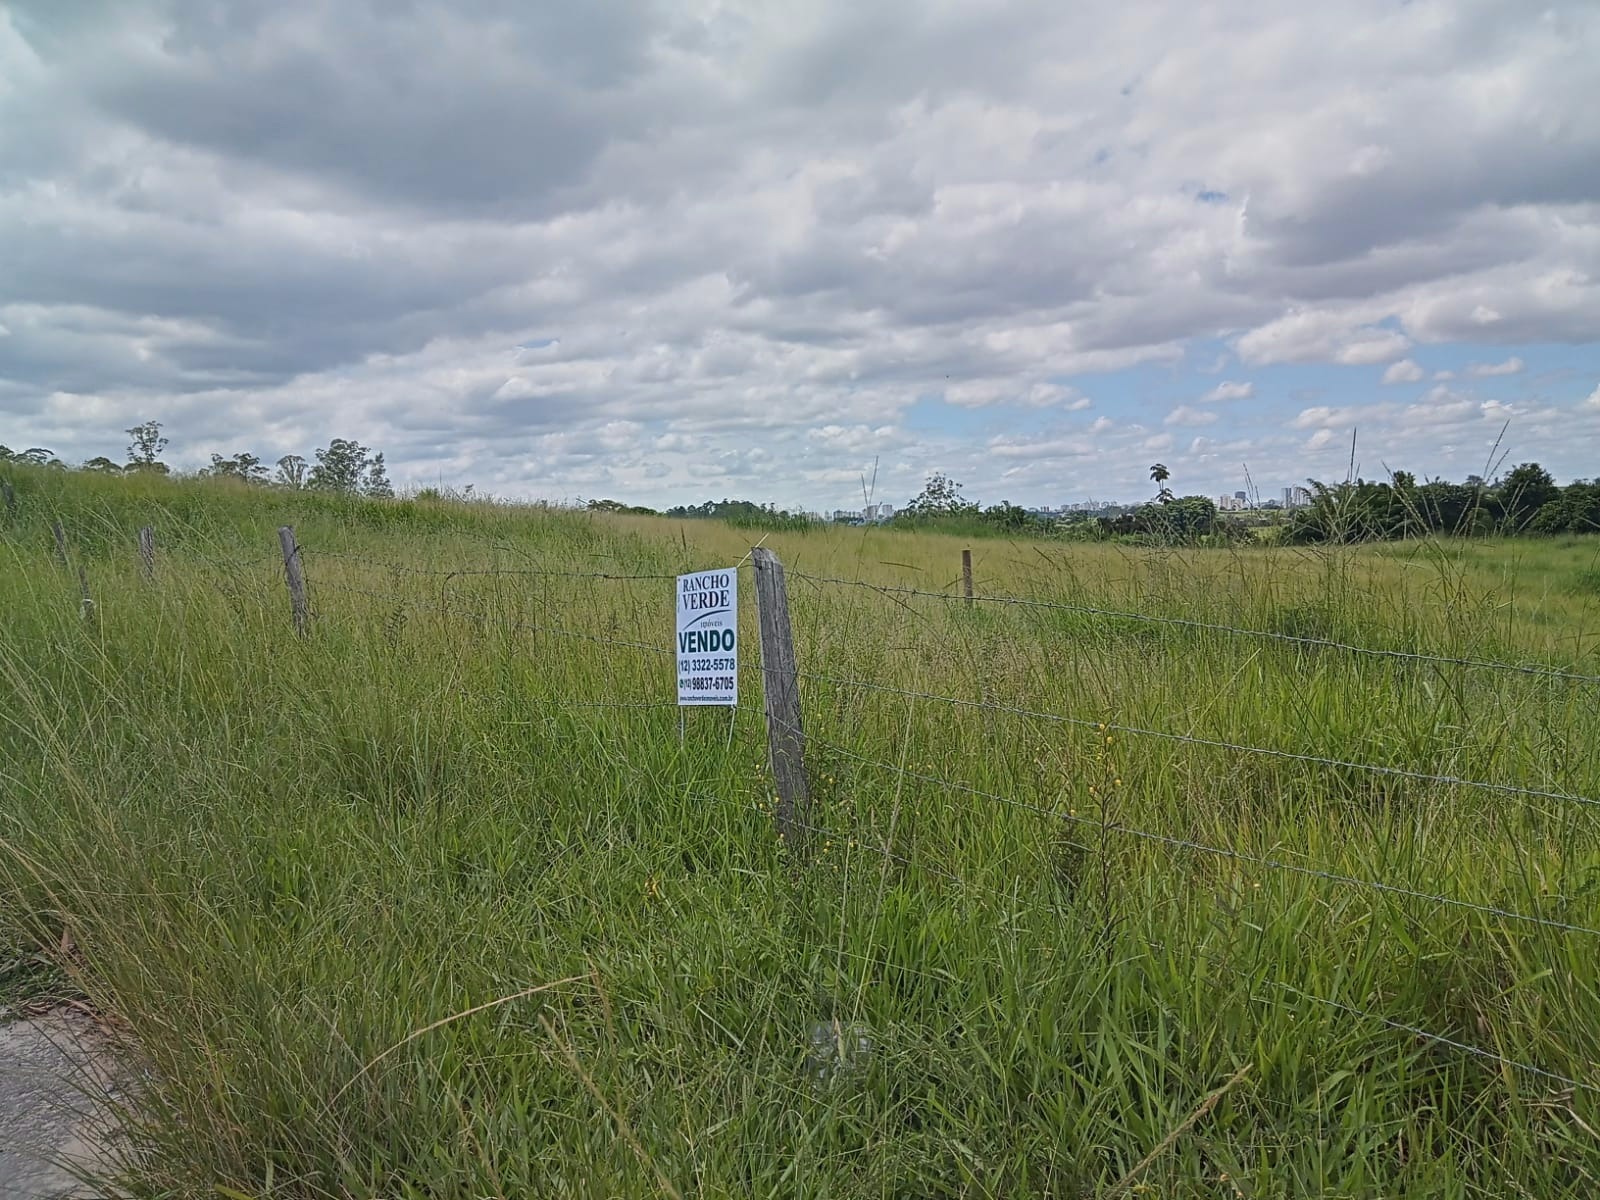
[3,465,1600,1197]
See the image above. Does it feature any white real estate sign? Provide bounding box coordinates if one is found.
[676,568,738,706]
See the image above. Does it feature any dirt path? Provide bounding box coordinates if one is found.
[0,1009,121,1199]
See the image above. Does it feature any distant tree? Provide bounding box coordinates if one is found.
[125,421,170,472]
[905,472,977,517]
[10,447,57,465]
[1143,494,1217,541]
[1149,463,1174,504]
[981,501,1036,531]
[661,498,812,529]
[82,456,123,473]
[363,452,393,499]
[417,483,475,503]
[275,454,308,489]
[1415,479,1486,536]
[1530,480,1600,534]
[304,439,394,496]
[205,452,268,482]
[1496,462,1559,528]
[1386,471,1424,537]
[309,438,373,493]
[588,498,658,515]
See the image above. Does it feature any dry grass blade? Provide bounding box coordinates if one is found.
[1106,1062,1253,1197]
[328,976,588,1107]
[539,1013,684,1200]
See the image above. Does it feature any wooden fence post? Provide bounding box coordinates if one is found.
[76,566,95,623]
[751,547,810,848]
[962,548,974,607]
[278,525,309,636]
[47,517,92,619]
[138,526,156,579]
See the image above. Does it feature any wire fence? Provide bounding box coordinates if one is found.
[787,747,1600,1097]
[10,525,1600,1103]
[789,570,1600,686]
[313,548,681,582]
[788,719,1600,939]
[799,672,1600,812]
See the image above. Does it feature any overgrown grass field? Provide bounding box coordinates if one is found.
[5,465,1600,1197]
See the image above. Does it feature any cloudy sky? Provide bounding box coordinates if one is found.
[2,0,1598,510]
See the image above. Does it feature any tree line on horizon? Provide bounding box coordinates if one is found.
[5,422,1596,542]
[631,462,1600,543]
[1,421,394,498]
[1281,464,1600,542]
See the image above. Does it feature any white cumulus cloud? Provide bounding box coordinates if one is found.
[1165,405,1219,427]
[1467,357,1525,377]
[0,0,1597,506]
[1201,380,1254,403]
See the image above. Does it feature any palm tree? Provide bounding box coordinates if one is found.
[1149,463,1173,504]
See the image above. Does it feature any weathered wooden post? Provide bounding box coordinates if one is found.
[751,547,810,848]
[962,548,974,607]
[46,518,92,620]
[138,526,156,580]
[76,565,95,623]
[278,525,309,636]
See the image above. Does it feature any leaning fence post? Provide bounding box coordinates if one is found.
[751,547,810,849]
[76,566,95,623]
[138,526,156,579]
[49,519,92,620]
[962,548,974,607]
[278,525,309,636]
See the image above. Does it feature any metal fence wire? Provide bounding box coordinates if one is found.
[8,528,1595,1100]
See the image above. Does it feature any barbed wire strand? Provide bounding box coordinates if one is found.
[800,670,1600,812]
[312,580,676,657]
[556,700,681,710]
[10,543,1588,1094]
[309,548,679,582]
[1256,980,1594,1092]
[206,551,285,573]
[784,720,1600,939]
[790,571,1600,686]
[311,573,1598,811]
[789,801,1596,1095]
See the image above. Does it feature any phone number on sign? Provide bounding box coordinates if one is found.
[680,676,736,691]
[679,657,736,672]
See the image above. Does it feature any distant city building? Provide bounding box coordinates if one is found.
[862,502,895,521]
[831,509,863,522]
[1234,490,1248,502]
[1282,486,1312,509]
[1217,494,1246,511]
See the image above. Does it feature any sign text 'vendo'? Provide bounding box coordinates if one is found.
[676,569,737,706]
